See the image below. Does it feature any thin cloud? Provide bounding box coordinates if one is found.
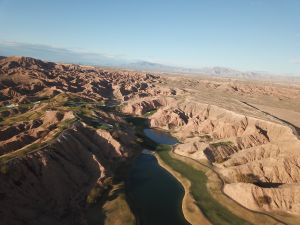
[0,40,133,66]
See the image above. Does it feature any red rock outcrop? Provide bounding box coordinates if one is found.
[0,122,132,225]
[125,96,300,215]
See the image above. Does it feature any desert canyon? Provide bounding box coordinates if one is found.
[0,56,300,225]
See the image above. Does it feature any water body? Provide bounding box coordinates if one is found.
[143,128,178,145]
[126,129,189,225]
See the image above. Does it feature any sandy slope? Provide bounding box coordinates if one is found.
[123,74,300,222]
[1,56,300,224]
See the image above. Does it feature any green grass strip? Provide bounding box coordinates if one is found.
[156,145,252,225]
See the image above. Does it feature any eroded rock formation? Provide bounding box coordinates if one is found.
[1,55,300,223]
[125,97,300,215]
[0,122,133,225]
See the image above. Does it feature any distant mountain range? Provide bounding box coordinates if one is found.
[1,41,299,81]
[124,61,271,79]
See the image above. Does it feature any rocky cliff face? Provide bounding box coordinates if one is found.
[1,55,300,222]
[0,56,150,225]
[0,122,132,225]
[0,56,162,104]
[224,183,300,215]
[122,97,176,115]
[0,110,75,155]
[124,97,300,215]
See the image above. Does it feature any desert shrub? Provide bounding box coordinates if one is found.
[103,177,113,188]
[98,123,113,131]
[17,88,33,95]
[211,141,233,148]
[1,78,16,87]
[214,156,230,163]
[236,173,260,183]
[200,134,213,141]
[231,162,241,166]
[60,118,76,129]
[143,109,157,117]
[257,195,272,207]
[86,185,102,205]
[0,163,8,174]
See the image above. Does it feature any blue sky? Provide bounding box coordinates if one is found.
[0,0,300,74]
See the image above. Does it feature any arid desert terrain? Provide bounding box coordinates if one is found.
[0,56,300,225]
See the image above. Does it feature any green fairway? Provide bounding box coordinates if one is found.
[156,145,252,225]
